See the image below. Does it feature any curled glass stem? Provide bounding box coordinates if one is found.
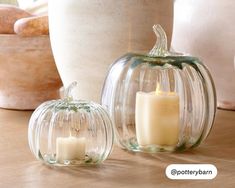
[64,81,78,101]
[149,24,169,57]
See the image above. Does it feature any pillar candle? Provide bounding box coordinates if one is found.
[56,136,86,162]
[135,90,179,146]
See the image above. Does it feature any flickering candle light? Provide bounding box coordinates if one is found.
[135,85,180,147]
[56,136,86,162]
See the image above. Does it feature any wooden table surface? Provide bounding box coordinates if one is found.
[0,109,234,188]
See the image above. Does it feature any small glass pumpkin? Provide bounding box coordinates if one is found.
[101,25,216,153]
[28,82,114,166]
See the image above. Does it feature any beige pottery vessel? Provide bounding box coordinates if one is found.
[49,0,174,102]
[172,0,235,106]
[0,35,62,110]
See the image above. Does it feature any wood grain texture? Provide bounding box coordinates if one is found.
[14,15,48,36]
[0,5,31,34]
[0,109,234,188]
[0,34,62,110]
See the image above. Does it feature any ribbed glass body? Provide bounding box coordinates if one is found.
[102,24,216,153]
[102,54,216,152]
[28,98,114,166]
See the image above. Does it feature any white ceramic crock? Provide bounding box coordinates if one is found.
[49,0,174,102]
[172,0,235,105]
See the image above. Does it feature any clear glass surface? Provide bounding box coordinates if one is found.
[101,25,216,152]
[28,83,114,166]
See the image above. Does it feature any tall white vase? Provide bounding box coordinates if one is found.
[48,0,173,102]
[172,0,235,104]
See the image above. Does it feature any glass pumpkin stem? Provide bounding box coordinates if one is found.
[149,24,169,57]
[64,81,78,102]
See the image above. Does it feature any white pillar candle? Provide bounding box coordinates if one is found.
[135,89,180,146]
[56,136,86,162]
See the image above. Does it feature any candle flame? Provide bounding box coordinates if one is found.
[155,83,161,95]
[155,82,177,96]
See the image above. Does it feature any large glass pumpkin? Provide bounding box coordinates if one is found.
[101,25,216,152]
[28,82,114,166]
